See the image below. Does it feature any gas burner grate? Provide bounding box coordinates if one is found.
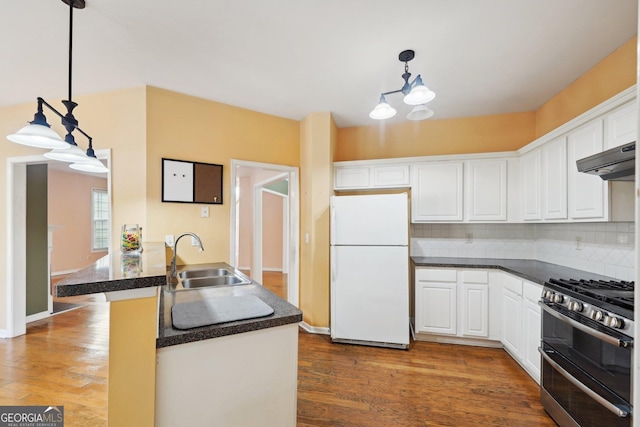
[547,278,634,313]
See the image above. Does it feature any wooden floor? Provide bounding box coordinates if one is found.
[0,274,555,427]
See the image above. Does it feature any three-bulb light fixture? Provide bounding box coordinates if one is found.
[369,49,436,121]
[6,0,108,174]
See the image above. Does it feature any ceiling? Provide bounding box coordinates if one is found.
[1,0,637,128]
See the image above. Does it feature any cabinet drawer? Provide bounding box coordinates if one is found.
[461,270,488,284]
[502,274,522,295]
[523,281,542,302]
[416,268,456,282]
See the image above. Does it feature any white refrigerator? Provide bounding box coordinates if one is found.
[330,193,410,349]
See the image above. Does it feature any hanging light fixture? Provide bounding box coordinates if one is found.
[6,0,108,174]
[369,49,436,121]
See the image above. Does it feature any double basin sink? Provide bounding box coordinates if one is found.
[167,266,252,291]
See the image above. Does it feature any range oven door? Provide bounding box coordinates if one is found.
[539,301,632,427]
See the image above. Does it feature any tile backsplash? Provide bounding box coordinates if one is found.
[411,222,635,281]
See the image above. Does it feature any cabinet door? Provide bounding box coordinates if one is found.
[501,288,522,359]
[411,162,464,222]
[541,137,567,220]
[522,298,541,383]
[372,165,410,187]
[567,120,606,219]
[467,160,507,221]
[605,101,637,150]
[334,166,370,190]
[520,149,541,221]
[461,283,489,337]
[416,283,457,335]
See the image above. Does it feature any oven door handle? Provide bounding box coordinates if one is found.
[538,301,632,348]
[539,348,630,418]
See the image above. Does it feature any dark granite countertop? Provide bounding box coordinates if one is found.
[411,257,616,286]
[55,242,168,297]
[55,243,302,348]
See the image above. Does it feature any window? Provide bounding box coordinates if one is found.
[92,189,109,251]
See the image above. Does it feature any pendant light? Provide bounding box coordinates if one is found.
[369,50,436,121]
[6,0,107,174]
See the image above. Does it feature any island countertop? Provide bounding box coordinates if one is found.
[54,242,303,348]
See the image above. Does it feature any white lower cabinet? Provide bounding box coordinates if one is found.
[415,268,458,335]
[501,274,523,359]
[415,268,494,340]
[522,281,542,383]
[415,266,543,383]
[499,273,542,383]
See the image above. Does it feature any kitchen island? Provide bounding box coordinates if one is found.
[55,243,302,427]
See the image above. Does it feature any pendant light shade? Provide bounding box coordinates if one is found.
[70,156,108,173]
[369,95,397,120]
[403,76,436,106]
[407,105,435,121]
[7,123,69,149]
[44,143,89,162]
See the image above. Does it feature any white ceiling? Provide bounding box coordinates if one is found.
[1,0,637,128]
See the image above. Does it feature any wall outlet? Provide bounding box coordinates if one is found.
[575,237,583,250]
[201,206,209,218]
[165,234,175,247]
[617,234,629,244]
[191,236,199,246]
[465,233,473,244]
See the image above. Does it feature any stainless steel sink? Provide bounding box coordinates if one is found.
[178,268,233,279]
[167,265,252,291]
[180,275,251,289]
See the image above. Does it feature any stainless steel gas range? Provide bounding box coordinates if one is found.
[540,278,633,427]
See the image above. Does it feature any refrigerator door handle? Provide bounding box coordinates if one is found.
[330,247,335,283]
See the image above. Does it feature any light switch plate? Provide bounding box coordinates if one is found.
[165,235,175,247]
[201,206,209,218]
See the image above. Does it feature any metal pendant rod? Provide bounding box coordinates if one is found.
[68,0,73,102]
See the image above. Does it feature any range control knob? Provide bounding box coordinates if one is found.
[568,301,584,312]
[543,290,553,300]
[603,316,624,329]
[552,294,564,304]
[590,310,604,321]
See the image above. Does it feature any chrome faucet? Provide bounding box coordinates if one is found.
[169,232,205,283]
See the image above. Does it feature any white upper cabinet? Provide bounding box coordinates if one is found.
[334,166,370,189]
[605,101,637,150]
[567,120,606,219]
[334,164,410,190]
[411,162,464,222]
[520,149,541,221]
[466,160,507,221]
[541,137,568,220]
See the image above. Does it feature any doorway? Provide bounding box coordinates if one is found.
[4,150,111,338]
[230,160,299,307]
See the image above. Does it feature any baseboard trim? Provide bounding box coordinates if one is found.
[26,311,50,324]
[414,333,503,348]
[298,322,330,335]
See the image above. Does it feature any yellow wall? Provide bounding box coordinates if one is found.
[300,112,336,327]
[336,111,535,161]
[535,36,637,137]
[144,87,300,265]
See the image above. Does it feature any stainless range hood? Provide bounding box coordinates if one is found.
[576,141,635,181]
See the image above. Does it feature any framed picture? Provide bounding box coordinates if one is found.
[162,158,223,204]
